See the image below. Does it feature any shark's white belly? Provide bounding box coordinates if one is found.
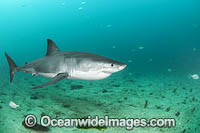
[38,73,57,78]
[38,71,111,80]
[69,71,112,80]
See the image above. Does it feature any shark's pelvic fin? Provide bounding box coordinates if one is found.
[32,73,68,89]
[46,39,60,56]
[32,73,37,77]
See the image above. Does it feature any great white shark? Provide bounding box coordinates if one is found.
[5,39,127,89]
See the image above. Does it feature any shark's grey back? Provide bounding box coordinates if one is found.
[63,51,122,65]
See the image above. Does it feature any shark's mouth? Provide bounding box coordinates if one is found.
[103,71,112,74]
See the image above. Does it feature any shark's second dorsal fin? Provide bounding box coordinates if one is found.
[46,39,60,56]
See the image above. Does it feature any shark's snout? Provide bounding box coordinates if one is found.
[119,64,127,71]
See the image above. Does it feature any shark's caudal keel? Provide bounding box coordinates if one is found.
[5,39,127,89]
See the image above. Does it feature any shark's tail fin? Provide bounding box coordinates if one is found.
[5,52,18,82]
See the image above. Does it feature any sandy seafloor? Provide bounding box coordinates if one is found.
[0,67,200,133]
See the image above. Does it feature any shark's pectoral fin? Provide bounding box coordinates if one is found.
[32,73,68,89]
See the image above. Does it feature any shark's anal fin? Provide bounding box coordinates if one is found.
[32,73,68,89]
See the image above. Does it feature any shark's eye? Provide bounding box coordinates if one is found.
[111,64,114,67]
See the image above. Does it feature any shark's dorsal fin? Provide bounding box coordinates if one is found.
[46,39,60,56]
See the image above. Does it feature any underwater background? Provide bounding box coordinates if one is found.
[0,0,200,133]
